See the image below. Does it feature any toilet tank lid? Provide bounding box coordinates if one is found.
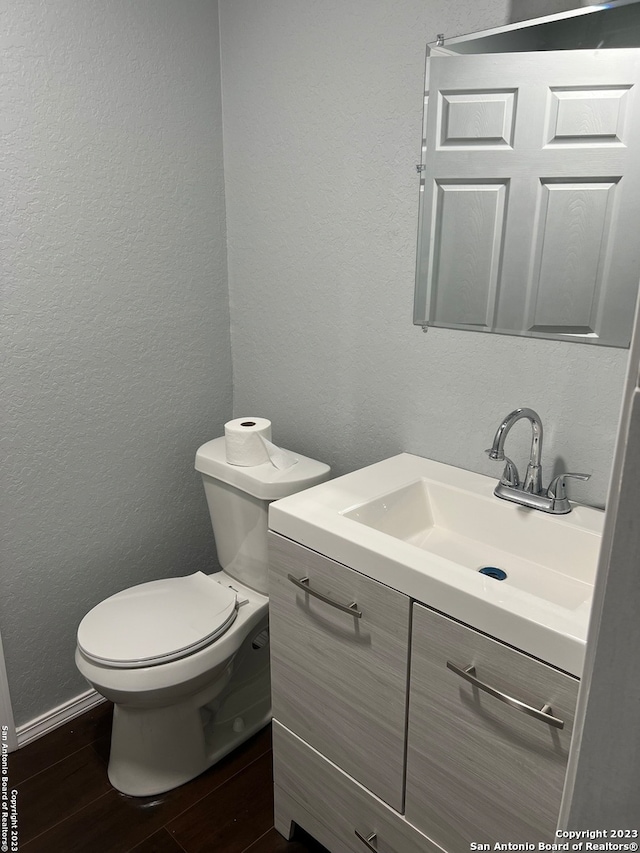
[195,437,331,500]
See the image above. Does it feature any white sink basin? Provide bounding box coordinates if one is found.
[269,454,605,676]
[343,479,595,611]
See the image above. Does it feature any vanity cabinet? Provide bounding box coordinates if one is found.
[405,604,579,848]
[269,532,579,852]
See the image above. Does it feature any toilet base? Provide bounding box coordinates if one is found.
[107,615,272,797]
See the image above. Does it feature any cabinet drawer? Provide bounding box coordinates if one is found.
[273,721,439,853]
[268,532,410,811]
[275,786,347,853]
[406,604,579,847]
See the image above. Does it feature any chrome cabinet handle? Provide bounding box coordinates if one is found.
[446,662,565,729]
[354,830,378,851]
[287,574,362,618]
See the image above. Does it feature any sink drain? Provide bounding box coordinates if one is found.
[478,566,507,581]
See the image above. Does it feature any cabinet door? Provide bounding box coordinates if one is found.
[406,603,579,846]
[269,533,410,811]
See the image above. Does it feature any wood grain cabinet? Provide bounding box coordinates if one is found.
[269,533,580,853]
[273,722,440,853]
[405,604,579,849]
[268,532,411,811]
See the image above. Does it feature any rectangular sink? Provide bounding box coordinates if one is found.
[342,479,595,611]
[269,453,605,676]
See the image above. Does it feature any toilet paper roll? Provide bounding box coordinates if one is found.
[225,418,273,466]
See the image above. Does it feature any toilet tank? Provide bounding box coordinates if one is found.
[195,437,330,594]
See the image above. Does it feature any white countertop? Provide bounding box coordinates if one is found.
[269,453,605,677]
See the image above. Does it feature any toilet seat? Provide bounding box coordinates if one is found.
[77,572,238,668]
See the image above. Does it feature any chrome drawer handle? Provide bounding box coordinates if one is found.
[355,829,378,851]
[287,574,362,618]
[446,662,565,729]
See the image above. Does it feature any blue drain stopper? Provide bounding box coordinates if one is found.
[478,566,507,581]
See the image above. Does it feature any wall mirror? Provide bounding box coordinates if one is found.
[414,0,640,347]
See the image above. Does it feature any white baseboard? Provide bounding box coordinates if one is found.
[16,689,106,749]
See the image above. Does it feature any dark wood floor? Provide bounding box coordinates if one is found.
[9,702,328,853]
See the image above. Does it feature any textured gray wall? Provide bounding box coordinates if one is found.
[1,1,231,726]
[219,0,628,509]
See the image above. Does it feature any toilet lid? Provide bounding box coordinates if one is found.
[77,572,238,668]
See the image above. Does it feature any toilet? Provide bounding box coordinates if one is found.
[75,436,330,797]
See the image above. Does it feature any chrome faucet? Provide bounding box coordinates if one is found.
[486,408,589,514]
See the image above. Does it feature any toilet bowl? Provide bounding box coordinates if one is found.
[75,436,330,796]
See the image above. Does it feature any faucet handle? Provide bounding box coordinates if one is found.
[547,472,590,499]
[546,472,590,512]
[485,450,520,488]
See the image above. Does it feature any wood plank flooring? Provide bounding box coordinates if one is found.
[9,702,328,853]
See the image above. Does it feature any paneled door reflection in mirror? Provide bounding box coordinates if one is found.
[414,49,640,347]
